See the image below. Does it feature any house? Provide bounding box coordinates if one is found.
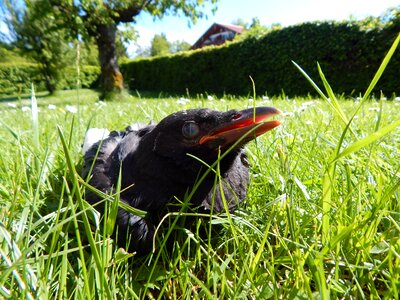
[191,23,243,50]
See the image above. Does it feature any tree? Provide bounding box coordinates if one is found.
[136,35,190,58]
[4,0,219,98]
[234,17,282,41]
[150,33,171,57]
[5,0,72,93]
[171,40,191,53]
[135,45,151,58]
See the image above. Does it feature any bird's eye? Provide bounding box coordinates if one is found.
[182,121,200,139]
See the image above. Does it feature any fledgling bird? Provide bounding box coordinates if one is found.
[82,106,282,254]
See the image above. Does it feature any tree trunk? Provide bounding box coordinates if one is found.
[95,23,124,96]
[44,76,56,94]
[41,63,57,94]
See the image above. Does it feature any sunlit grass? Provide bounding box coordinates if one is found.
[1,35,400,298]
[1,87,399,298]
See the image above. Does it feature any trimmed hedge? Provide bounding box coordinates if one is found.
[0,63,100,95]
[121,21,400,97]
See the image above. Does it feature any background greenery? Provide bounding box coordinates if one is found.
[2,12,399,97]
[122,19,400,97]
[1,0,219,96]
[0,63,100,95]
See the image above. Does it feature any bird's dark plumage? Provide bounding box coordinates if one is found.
[82,107,281,254]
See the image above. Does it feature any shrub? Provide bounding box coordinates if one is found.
[0,62,43,95]
[121,21,400,97]
[0,63,100,95]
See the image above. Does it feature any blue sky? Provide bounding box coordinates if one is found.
[130,0,398,55]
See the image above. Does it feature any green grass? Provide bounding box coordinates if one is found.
[1,35,400,298]
[1,88,399,299]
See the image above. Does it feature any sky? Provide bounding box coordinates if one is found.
[129,0,399,56]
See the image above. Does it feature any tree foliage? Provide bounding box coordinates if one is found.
[136,34,190,58]
[2,0,218,98]
[150,33,171,57]
[149,33,190,57]
[171,39,191,53]
[233,17,282,41]
[4,0,73,93]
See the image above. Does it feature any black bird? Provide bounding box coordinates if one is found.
[82,106,282,254]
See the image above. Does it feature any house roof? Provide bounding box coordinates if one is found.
[217,23,244,33]
[191,23,244,50]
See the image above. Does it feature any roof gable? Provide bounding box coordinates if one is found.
[191,23,243,50]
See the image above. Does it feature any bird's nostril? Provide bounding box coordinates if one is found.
[232,113,242,120]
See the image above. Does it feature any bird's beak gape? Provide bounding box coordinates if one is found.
[199,106,282,146]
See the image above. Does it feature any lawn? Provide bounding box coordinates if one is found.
[0,86,399,299]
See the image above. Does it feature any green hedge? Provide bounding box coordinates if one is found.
[0,63,100,95]
[121,21,400,97]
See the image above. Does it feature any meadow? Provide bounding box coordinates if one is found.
[0,35,399,299]
[0,84,399,299]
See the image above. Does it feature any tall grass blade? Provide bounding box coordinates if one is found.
[307,254,330,300]
[332,119,400,163]
[345,33,400,127]
[57,126,112,299]
[78,177,147,218]
[321,165,333,244]
[30,83,39,150]
[317,63,349,125]
[105,165,122,236]
[249,75,257,122]
[363,33,400,100]
[0,224,36,299]
[0,121,20,140]
[293,61,348,126]
[292,61,327,100]
[299,33,400,247]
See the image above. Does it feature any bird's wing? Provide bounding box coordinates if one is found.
[82,128,156,254]
[82,132,122,192]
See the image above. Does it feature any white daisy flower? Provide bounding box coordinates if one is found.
[65,105,78,114]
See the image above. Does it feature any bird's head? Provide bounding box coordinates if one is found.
[145,106,282,166]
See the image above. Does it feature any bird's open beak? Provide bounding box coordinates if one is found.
[199,106,282,146]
